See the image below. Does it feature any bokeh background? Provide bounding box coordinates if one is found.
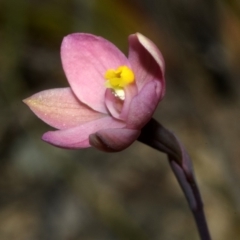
[0,0,240,239]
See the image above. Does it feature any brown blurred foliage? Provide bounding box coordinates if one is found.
[0,0,240,239]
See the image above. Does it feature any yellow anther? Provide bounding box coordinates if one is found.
[104,66,134,89]
[104,66,134,100]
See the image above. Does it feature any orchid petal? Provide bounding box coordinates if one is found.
[126,81,159,129]
[105,88,123,119]
[23,88,105,130]
[128,33,165,100]
[42,116,125,149]
[89,128,140,152]
[61,33,130,113]
[105,83,137,121]
[119,83,138,120]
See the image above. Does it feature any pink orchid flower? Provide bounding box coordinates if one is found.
[23,33,165,151]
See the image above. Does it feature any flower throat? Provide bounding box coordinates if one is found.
[104,66,134,100]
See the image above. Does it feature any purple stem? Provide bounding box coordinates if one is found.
[169,159,211,240]
[138,118,211,240]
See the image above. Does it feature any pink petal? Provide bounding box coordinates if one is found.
[23,88,105,130]
[128,33,165,100]
[42,116,125,149]
[119,83,138,120]
[61,33,130,113]
[126,81,159,129]
[89,128,140,152]
[105,88,124,119]
[105,83,138,121]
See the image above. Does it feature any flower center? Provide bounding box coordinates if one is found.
[104,65,134,100]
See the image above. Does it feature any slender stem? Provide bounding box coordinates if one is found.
[169,159,211,240]
[191,179,211,240]
[138,118,211,240]
[193,201,211,240]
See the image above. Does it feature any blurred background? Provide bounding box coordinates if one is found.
[0,0,240,239]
